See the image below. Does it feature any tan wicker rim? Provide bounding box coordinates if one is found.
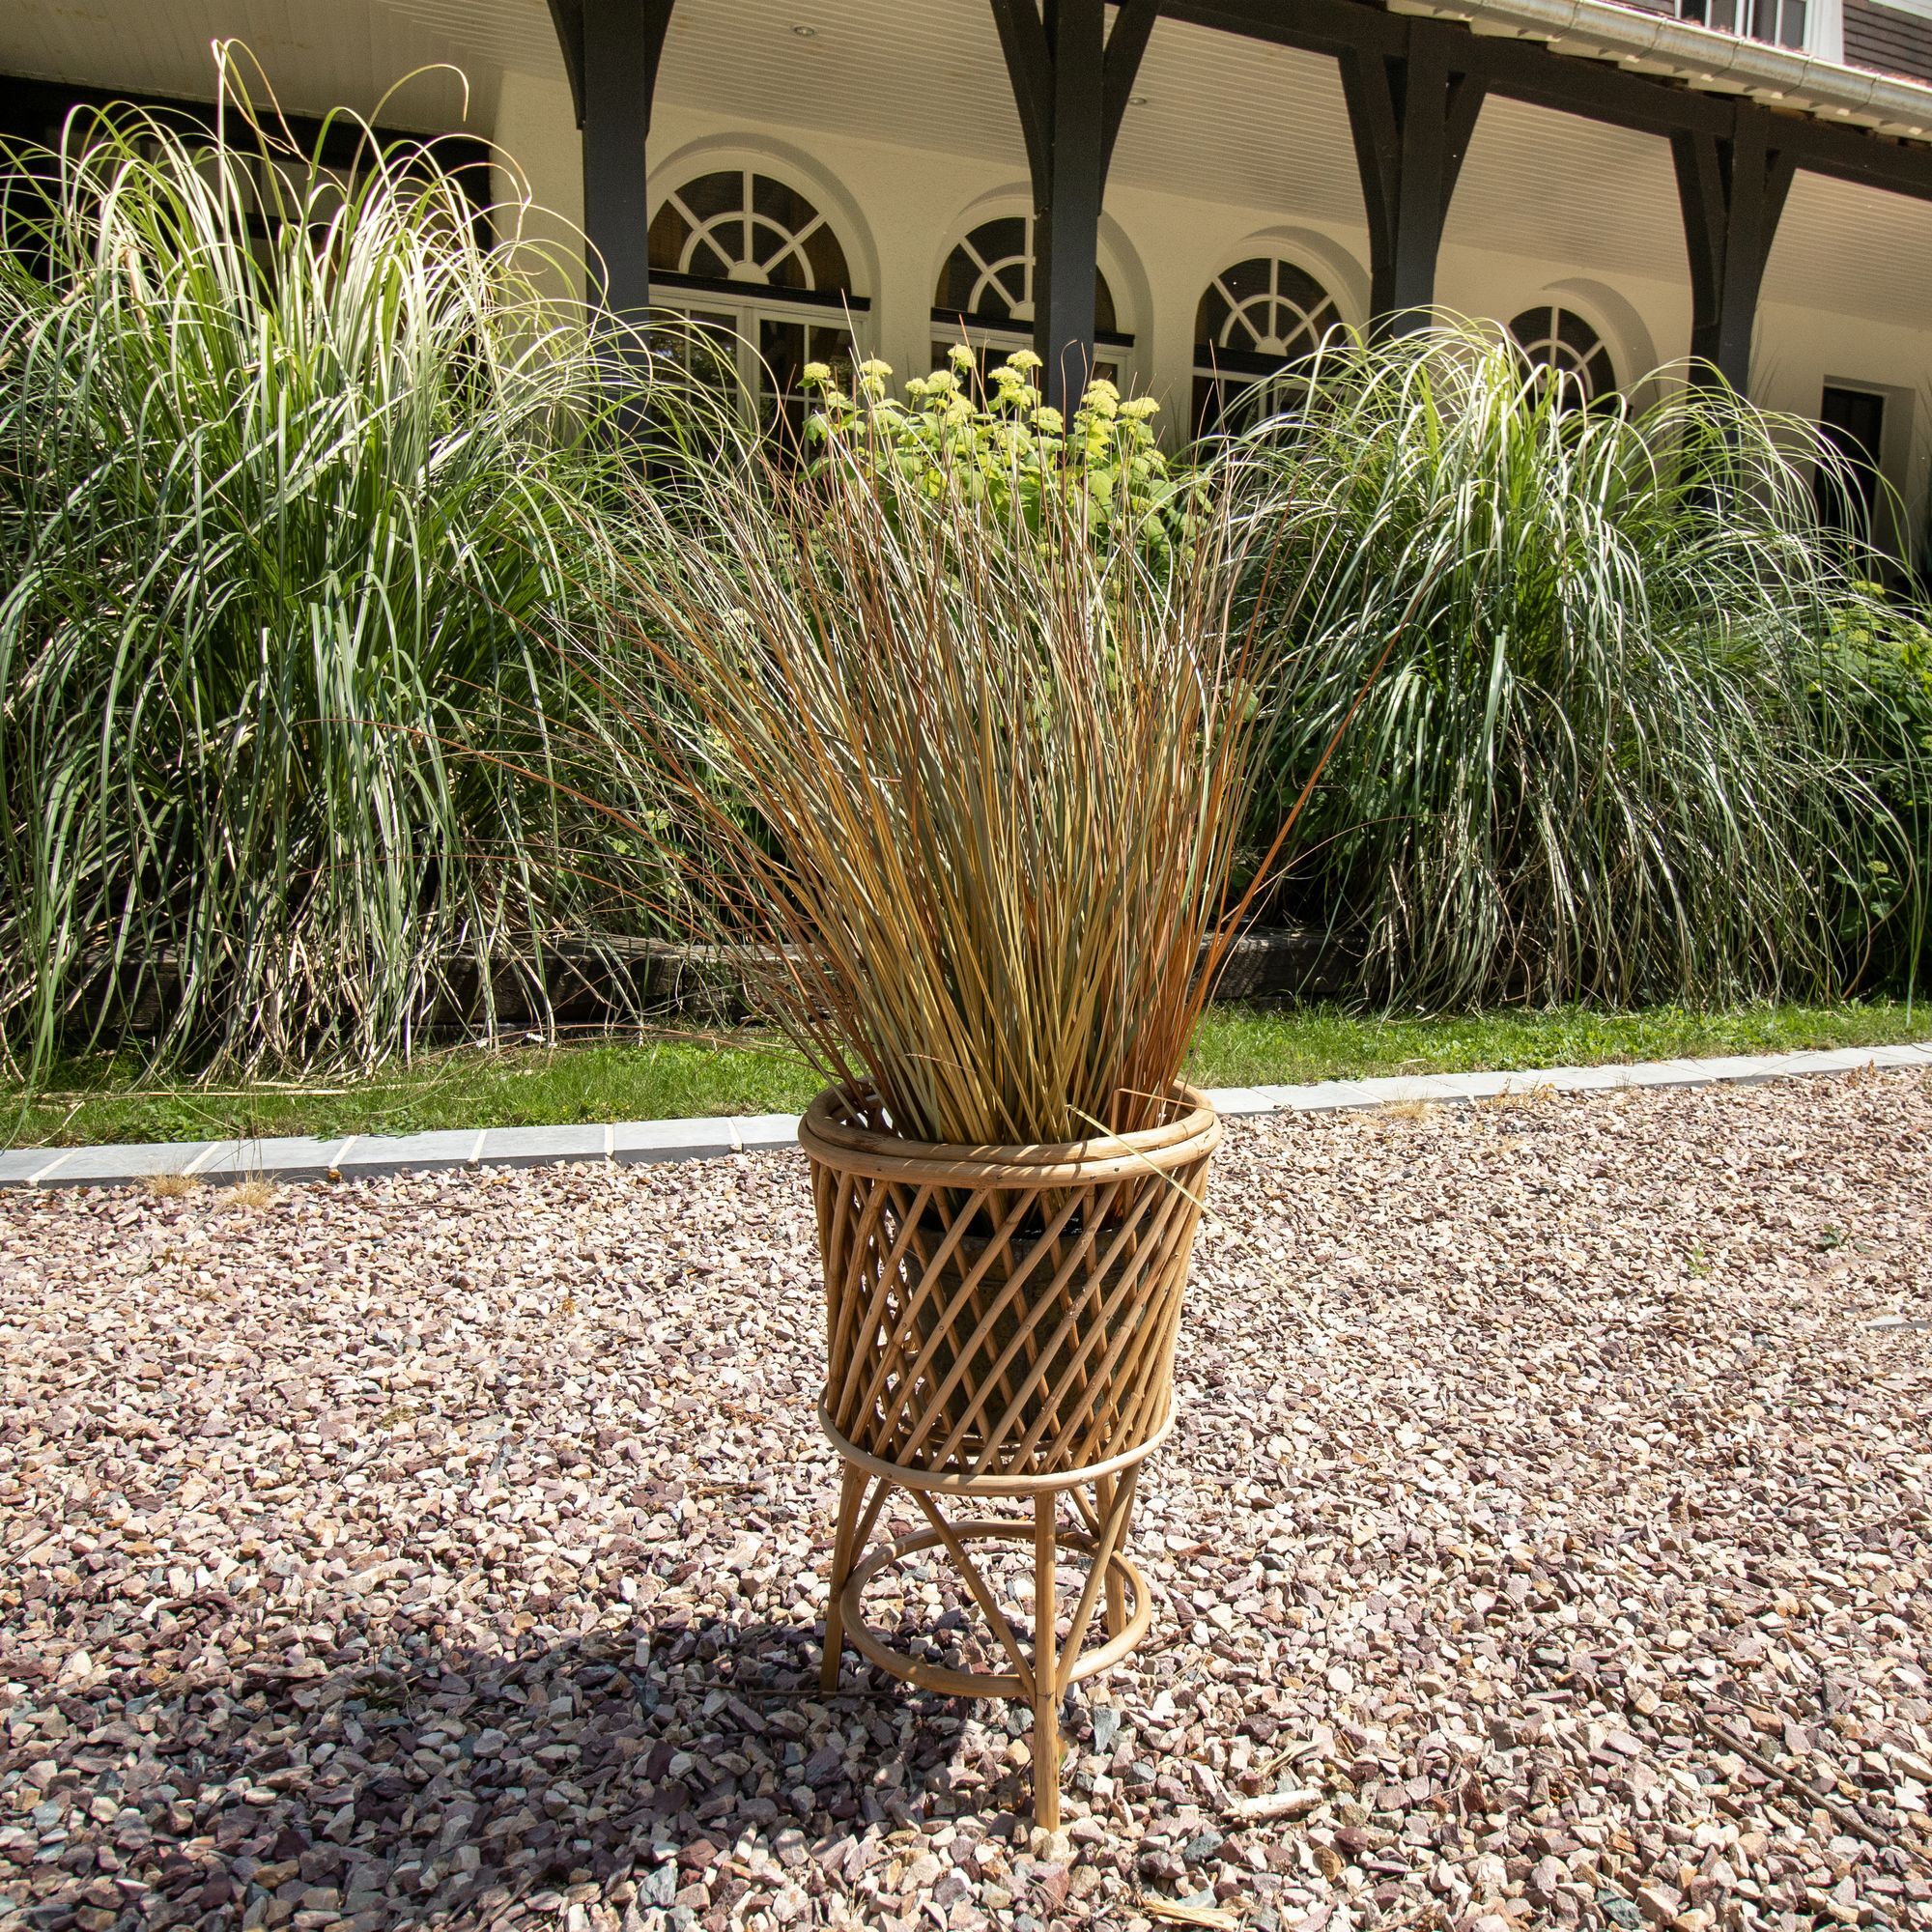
[798,1084,1220,1187]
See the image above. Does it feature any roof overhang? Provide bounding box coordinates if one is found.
[1393,0,1932,140]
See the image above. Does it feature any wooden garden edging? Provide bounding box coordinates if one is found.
[60,928,1352,1050]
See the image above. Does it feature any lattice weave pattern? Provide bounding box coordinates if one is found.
[802,1090,1219,1483]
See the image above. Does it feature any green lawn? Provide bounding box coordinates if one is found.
[1187,998,1929,1086]
[3,999,1923,1151]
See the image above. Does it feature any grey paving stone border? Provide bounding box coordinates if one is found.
[3,1040,1928,1190]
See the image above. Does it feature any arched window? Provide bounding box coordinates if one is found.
[1192,255,1344,436]
[1508,305,1616,406]
[931,213,1131,385]
[648,167,864,435]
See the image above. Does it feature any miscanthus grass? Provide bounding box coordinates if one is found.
[0,60,662,1079]
[1240,325,1917,1010]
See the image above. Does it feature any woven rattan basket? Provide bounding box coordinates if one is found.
[804,1086,1219,1482]
[801,1086,1220,1826]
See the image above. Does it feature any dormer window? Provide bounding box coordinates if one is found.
[1679,0,1805,49]
[1675,0,1843,60]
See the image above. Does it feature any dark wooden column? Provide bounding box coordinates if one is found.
[554,0,675,318]
[1340,22,1485,336]
[1036,0,1105,408]
[1671,106,1795,393]
[990,0,1157,409]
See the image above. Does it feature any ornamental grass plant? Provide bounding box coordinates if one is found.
[1822,589,1932,987]
[0,59,663,1080]
[581,354,1344,1148]
[1238,324,1918,1010]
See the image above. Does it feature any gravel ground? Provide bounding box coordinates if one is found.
[2,1070,1929,1932]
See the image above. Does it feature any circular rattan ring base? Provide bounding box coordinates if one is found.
[816,1427,1158,1831]
[838,1519,1153,1703]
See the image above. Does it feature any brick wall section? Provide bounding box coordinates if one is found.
[1844,0,1932,82]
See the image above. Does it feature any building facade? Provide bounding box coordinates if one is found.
[7,0,1932,550]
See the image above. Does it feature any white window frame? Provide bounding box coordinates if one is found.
[1507,303,1620,405]
[1675,0,1844,65]
[648,163,869,429]
[1189,251,1348,436]
[670,298,864,414]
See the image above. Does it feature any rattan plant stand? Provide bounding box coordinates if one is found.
[800,1086,1220,1828]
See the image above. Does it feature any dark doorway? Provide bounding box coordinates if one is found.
[1814,384,1886,542]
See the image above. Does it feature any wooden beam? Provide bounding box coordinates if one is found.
[1442,68,1487,217]
[1035,0,1107,406]
[992,0,1158,409]
[988,0,1054,190]
[1170,0,1733,136]
[1164,0,1404,60]
[1450,26,1733,139]
[1341,22,1485,333]
[1674,130,1727,366]
[545,0,586,126]
[1340,45,1401,274]
[1102,0,1162,175]
[1671,104,1794,389]
[1776,112,1932,201]
[579,0,674,318]
[1390,33,1456,318]
[1178,0,1932,195]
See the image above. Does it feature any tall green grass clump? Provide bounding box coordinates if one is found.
[1822,589,1932,988]
[1242,323,1917,1009]
[0,64,661,1078]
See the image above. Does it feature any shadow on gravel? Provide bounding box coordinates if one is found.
[2,1597,1041,1932]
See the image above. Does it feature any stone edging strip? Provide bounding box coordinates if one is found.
[3,1040,1929,1191]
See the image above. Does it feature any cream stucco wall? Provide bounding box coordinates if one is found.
[491,68,583,310]
[1755,306,1932,554]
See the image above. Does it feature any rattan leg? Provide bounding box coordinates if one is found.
[1094,1473,1127,1638]
[1032,1492,1061,1831]
[821,1461,868,1692]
